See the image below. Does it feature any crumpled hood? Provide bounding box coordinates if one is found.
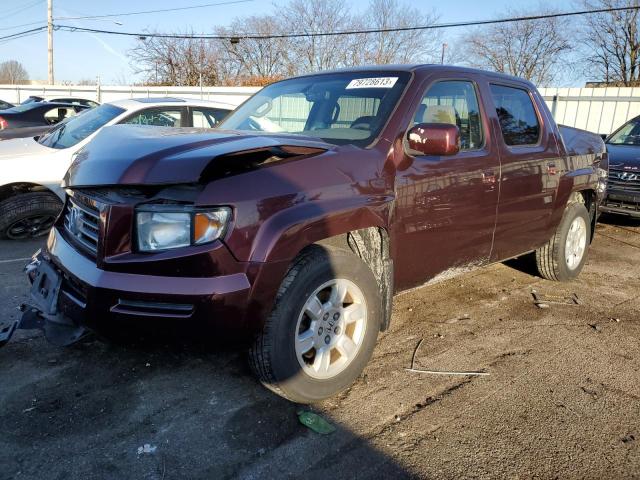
[605,144,640,170]
[0,136,50,159]
[64,125,332,188]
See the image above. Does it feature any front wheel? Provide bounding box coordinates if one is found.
[249,245,382,403]
[0,192,62,240]
[535,202,591,281]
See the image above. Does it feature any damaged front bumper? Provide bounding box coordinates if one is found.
[0,250,88,348]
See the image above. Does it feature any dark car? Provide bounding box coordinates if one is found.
[49,97,100,108]
[0,99,14,110]
[601,115,640,218]
[20,96,98,108]
[7,65,607,402]
[0,102,90,140]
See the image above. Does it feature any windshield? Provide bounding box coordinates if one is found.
[220,71,411,146]
[608,118,640,145]
[38,103,124,149]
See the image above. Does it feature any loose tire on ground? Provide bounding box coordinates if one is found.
[0,192,62,240]
[535,202,591,281]
[249,245,382,403]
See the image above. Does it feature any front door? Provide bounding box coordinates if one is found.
[393,77,500,290]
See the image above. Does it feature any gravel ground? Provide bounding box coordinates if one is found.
[0,215,638,480]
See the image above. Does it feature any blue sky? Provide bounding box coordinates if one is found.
[0,0,578,85]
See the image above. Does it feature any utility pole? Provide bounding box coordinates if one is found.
[47,0,54,85]
[440,43,447,65]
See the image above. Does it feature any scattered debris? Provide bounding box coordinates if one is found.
[531,290,581,308]
[445,314,471,324]
[137,444,157,455]
[145,363,151,367]
[406,338,490,376]
[22,406,36,413]
[588,323,603,333]
[47,359,57,365]
[297,410,335,435]
[581,386,598,397]
[394,415,401,422]
[406,368,489,376]
[610,317,620,323]
[622,434,636,444]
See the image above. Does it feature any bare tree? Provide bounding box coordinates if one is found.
[129,33,223,86]
[581,0,640,85]
[0,60,28,84]
[215,15,291,83]
[361,0,441,64]
[279,0,358,73]
[461,7,572,84]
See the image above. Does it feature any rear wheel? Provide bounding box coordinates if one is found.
[535,202,591,281]
[249,245,382,403]
[0,192,62,240]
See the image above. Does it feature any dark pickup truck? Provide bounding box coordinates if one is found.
[4,65,608,403]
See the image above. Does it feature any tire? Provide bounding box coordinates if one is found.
[249,245,382,403]
[0,192,62,240]
[535,202,591,281]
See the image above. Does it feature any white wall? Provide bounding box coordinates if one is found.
[0,84,260,108]
[539,87,640,135]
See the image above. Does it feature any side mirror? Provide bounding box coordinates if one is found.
[407,123,460,156]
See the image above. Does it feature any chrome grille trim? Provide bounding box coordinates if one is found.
[63,196,101,258]
[608,168,640,192]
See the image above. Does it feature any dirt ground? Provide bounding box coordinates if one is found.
[0,215,638,480]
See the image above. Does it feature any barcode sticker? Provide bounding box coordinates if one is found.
[345,77,398,89]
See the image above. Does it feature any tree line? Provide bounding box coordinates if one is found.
[128,0,640,87]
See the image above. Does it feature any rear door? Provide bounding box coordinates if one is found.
[393,75,500,290]
[487,83,560,261]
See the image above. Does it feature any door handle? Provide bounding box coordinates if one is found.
[482,171,497,184]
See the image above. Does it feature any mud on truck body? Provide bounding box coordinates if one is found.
[2,65,608,403]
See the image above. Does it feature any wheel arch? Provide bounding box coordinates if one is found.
[0,182,64,203]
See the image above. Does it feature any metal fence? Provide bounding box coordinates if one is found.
[2,84,640,136]
[539,87,640,135]
[0,84,260,108]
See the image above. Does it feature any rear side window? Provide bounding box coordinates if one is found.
[490,84,540,146]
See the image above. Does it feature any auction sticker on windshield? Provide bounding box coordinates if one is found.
[346,77,398,89]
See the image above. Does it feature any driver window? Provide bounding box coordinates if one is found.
[415,80,484,151]
[44,107,76,125]
[122,108,183,127]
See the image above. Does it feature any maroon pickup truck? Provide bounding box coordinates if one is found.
[7,65,607,403]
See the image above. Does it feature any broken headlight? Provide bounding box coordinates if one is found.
[136,206,231,252]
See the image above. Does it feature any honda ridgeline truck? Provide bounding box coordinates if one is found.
[4,66,608,403]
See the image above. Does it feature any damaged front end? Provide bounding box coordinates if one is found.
[0,250,88,348]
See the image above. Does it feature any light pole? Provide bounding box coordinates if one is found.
[48,0,53,84]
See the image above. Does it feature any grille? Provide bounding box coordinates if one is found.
[63,195,101,258]
[608,168,640,193]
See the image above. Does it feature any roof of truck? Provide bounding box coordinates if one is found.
[292,64,536,87]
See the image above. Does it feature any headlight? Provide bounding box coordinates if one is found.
[136,206,231,252]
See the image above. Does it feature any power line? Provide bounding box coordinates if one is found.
[0,26,47,42]
[4,0,45,20]
[52,5,640,41]
[53,0,253,21]
[0,28,45,47]
[0,21,47,32]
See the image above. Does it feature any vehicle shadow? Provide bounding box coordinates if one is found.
[0,329,413,479]
[597,212,640,228]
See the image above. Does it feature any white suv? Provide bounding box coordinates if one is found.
[0,97,237,239]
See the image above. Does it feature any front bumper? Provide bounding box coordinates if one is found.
[601,191,640,218]
[12,228,272,346]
